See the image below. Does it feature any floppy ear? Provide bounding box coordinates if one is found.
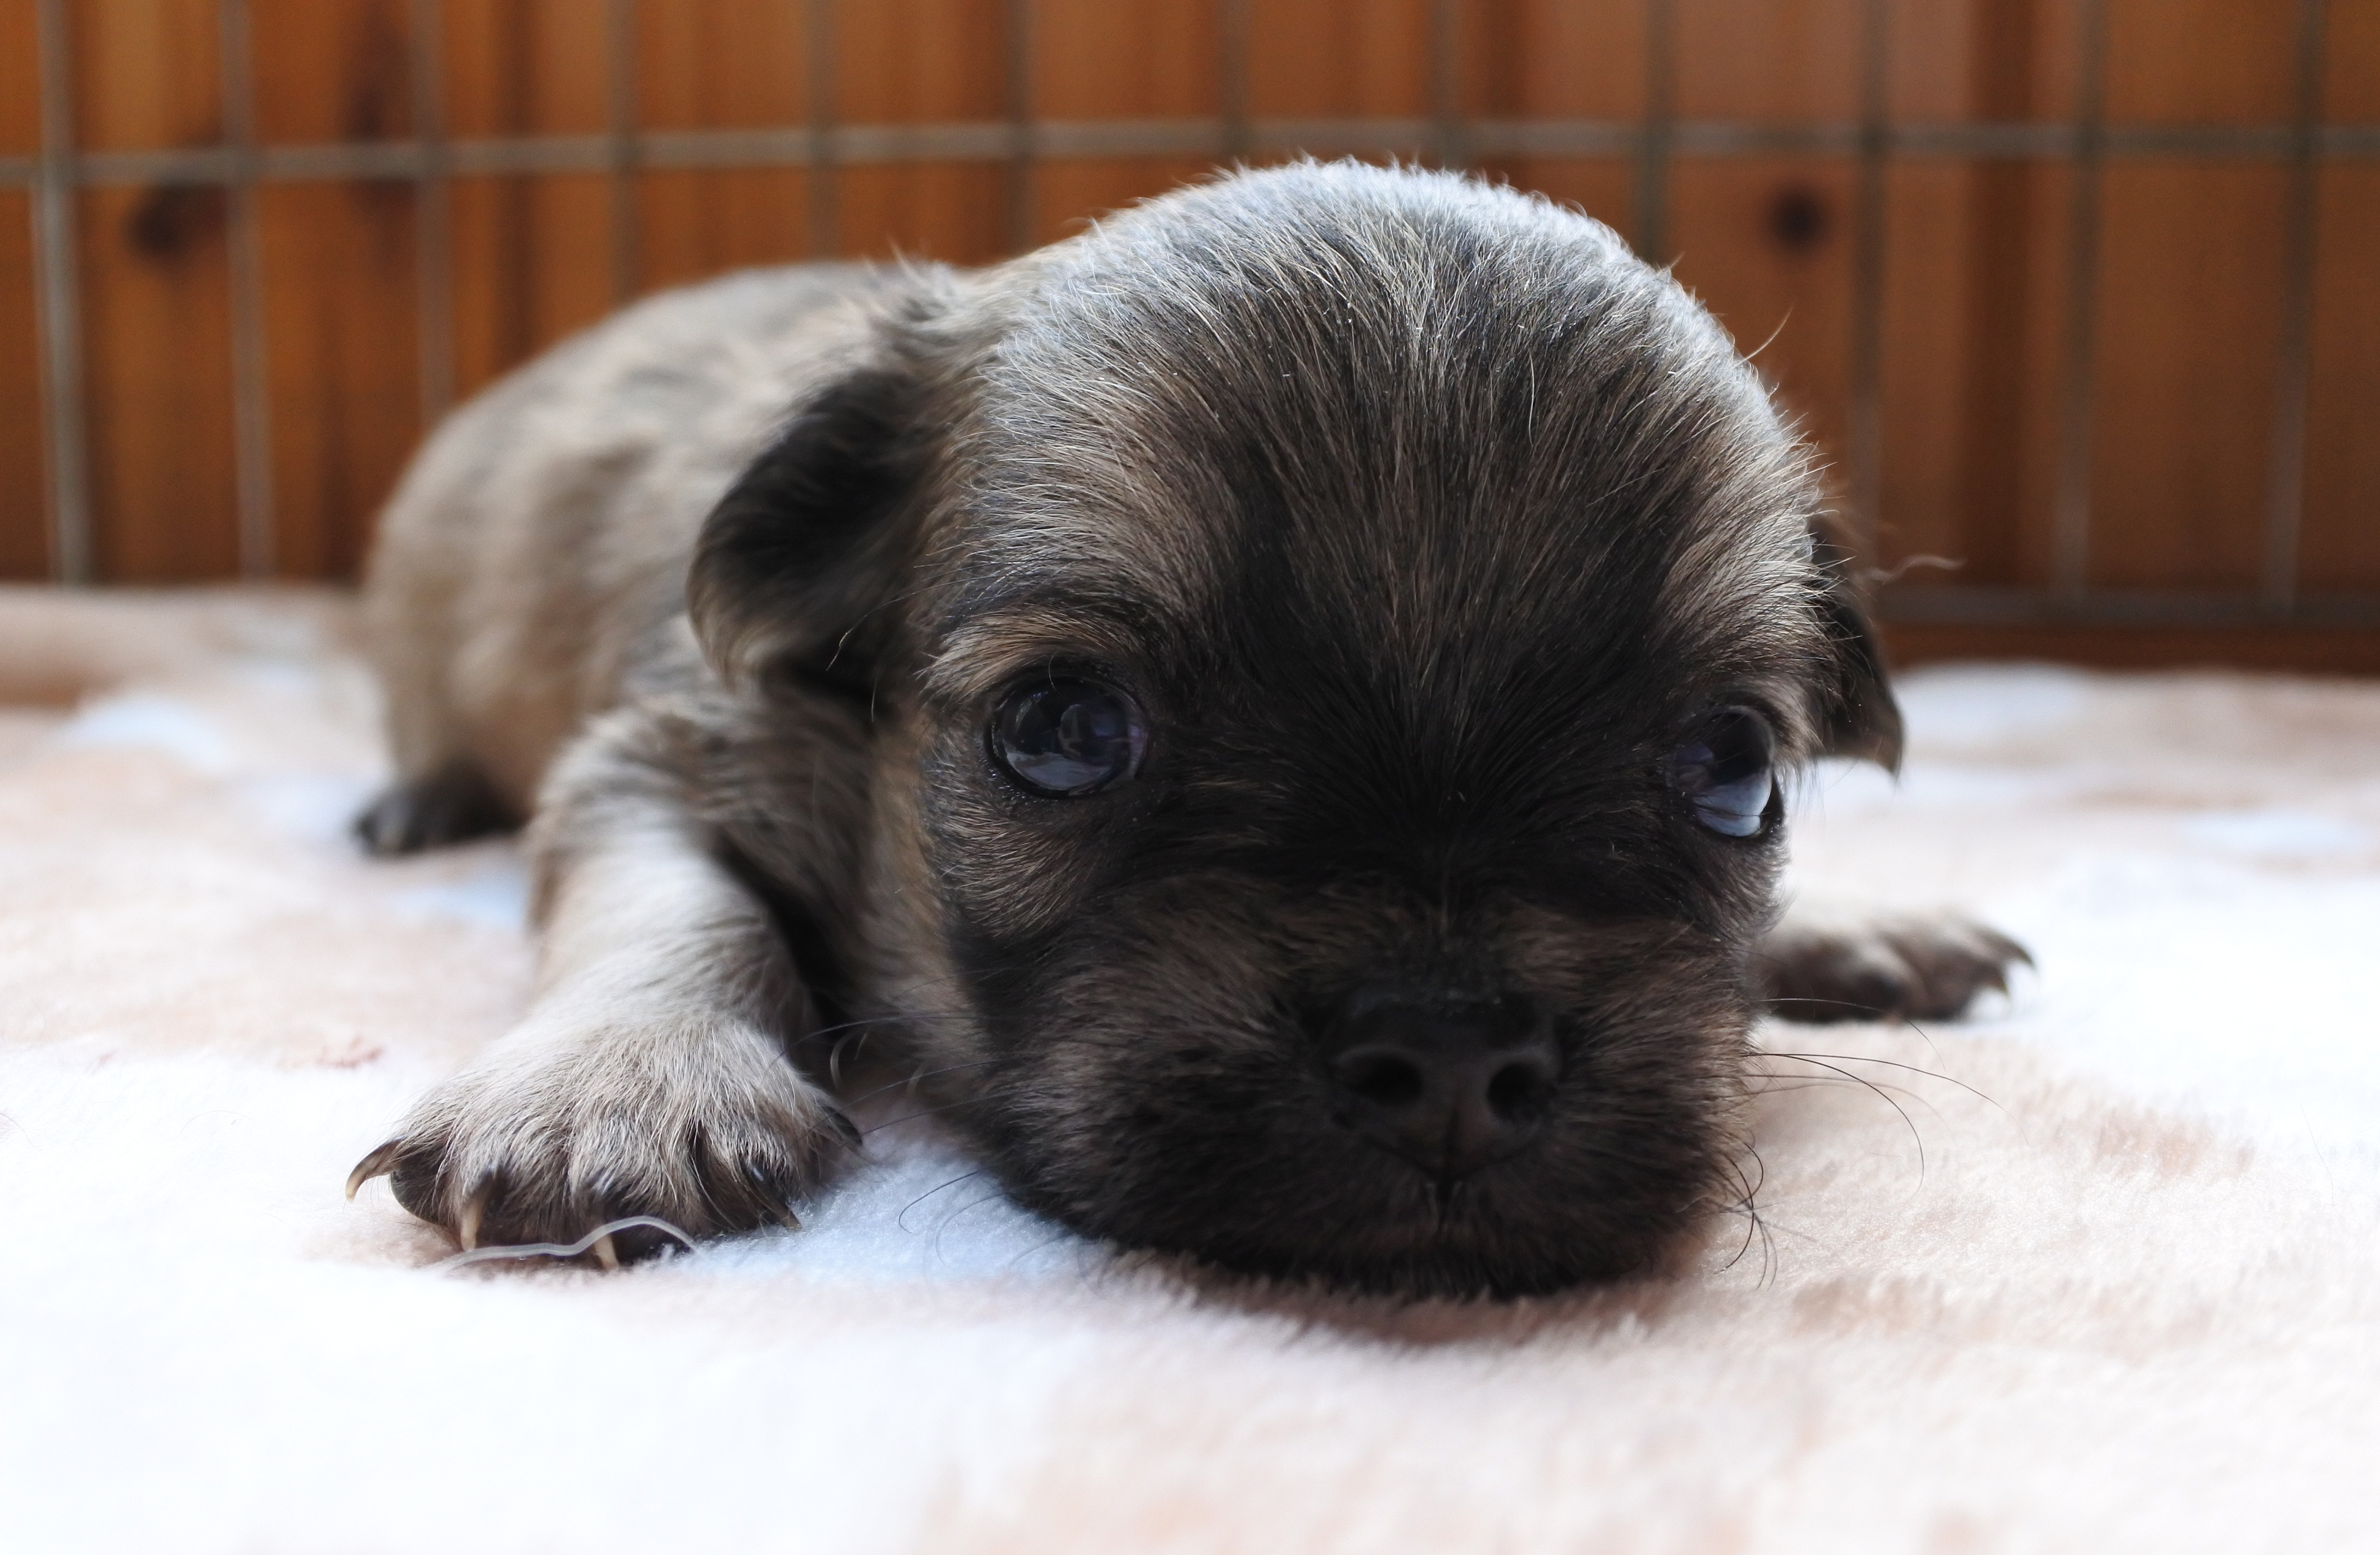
[686,318,943,703]
[1807,520,1905,770]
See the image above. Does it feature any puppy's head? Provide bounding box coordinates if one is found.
[693,163,1900,1297]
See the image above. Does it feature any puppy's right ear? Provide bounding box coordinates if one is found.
[1806,519,1905,772]
[687,315,943,701]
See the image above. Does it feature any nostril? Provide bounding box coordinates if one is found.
[1334,1047,1426,1109]
[1319,989,1562,1178]
[1485,1057,1555,1121]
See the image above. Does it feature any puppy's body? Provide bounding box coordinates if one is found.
[353,164,2023,1294]
[360,263,902,837]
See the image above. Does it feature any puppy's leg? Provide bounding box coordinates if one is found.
[353,759,515,856]
[349,709,853,1257]
[1755,901,2030,1024]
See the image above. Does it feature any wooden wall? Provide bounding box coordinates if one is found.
[3,1,2376,667]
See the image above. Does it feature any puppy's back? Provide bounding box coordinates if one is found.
[361,262,908,843]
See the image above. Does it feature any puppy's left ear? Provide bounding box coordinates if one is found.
[1808,521,1904,770]
[687,287,952,701]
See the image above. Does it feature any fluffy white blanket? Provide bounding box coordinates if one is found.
[3,588,2375,1554]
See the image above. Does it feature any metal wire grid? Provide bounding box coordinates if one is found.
[8,0,2374,628]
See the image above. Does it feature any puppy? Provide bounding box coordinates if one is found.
[347,161,2024,1296]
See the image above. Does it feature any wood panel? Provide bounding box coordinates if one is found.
[0,0,40,155]
[1467,2,1637,244]
[72,0,223,151]
[70,1,240,581]
[2331,0,2380,122]
[444,0,611,135]
[448,170,617,394]
[77,184,241,580]
[443,0,621,395]
[833,0,1009,263]
[1941,0,2062,590]
[636,0,813,287]
[1886,621,2380,675]
[2089,163,2287,590]
[638,166,815,291]
[1873,160,1976,574]
[638,0,810,134]
[1249,0,1432,122]
[2104,0,2296,122]
[252,0,417,143]
[1667,158,1860,484]
[0,0,2370,678]
[2304,0,2380,591]
[2303,164,2380,592]
[1028,0,1217,247]
[1675,0,1861,122]
[258,180,421,580]
[0,190,47,580]
[1468,0,1644,120]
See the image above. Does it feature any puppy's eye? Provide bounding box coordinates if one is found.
[1670,706,1776,838]
[991,679,1147,796]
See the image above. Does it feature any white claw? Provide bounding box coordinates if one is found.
[344,1140,400,1202]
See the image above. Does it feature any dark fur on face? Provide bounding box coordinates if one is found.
[684,164,1901,1296]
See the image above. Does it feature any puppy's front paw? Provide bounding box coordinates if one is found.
[1757,912,2030,1024]
[347,1013,857,1261]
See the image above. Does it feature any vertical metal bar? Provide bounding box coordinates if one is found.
[2262,0,2327,614]
[1847,0,1890,561]
[1633,0,1675,261]
[221,0,276,578]
[31,0,91,583]
[607,0,641,304]
[1430,0,1467,170]
[1003,0,1034,253]
[1218,0,1250,164]
[2050,0,2109,605]
[410,0,456,425]
[806,0,839,258]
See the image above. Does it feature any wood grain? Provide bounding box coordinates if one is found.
[1668,157,1860,481]
[2088,162,2288,590]
[72,0,222,152]
[252,0,417,143]
[2303,163,2380,592]
[1248,0,1432,120]
[258,179,421,580]
[0,0,40,156]
[78,185,242,581]
[0,191,47,580]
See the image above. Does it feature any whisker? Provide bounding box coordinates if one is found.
[802,1010,976,1044]
[1717,1151,1762,1276]
[899,1168,989,1233]
[1744,1068,1942,1115]
[1005,1226,1085,1271]
[1755,993,1901,1020]
[931,1182,1022,1257]
[1770,1051,2011,1122]
[1768,1054,1928,1182]
[843,1057,1012,1110]
[861,1085,1040,1135]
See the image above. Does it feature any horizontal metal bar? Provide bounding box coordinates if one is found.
[1877,584,2380,630]
[7,117,2379,189]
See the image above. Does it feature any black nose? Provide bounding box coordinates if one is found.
[1321,990,1559,1182]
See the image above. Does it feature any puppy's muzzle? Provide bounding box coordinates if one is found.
[1320,989,1559,1182]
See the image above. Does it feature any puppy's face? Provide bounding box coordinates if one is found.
[697,165,1898,1297]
